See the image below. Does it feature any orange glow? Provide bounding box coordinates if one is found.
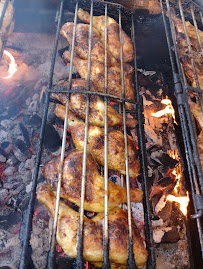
[151,98,177,124]
[166,150,189,215]
[166,191,189,216]
[2,50,17,79]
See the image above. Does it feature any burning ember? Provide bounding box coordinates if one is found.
[167,192,189,216]
[2,50,17,79]
[166,150,190,216]
[151,98,177,124]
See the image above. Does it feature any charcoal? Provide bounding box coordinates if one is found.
[24,114,42,126]
[44,123,61,152]
[0,155,6,163]
[28,100,38,113]
[4,167,16,177]
[155,176,173,187]
[19,123,30,147]
[7,105,20,118]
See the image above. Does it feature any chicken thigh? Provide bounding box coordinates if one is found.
[37,185,148,268]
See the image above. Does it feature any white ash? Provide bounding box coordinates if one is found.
[0,130,8,143]
[28,100,39,113]
[14,149,27,162]
[4,166,16,176]
[26,182,32,193]
[0,189,9,203]
[131,202,144,224]
[155,194,167,214]
[0,154,6,162]
[153,227,172,243]
[25,157,35,170]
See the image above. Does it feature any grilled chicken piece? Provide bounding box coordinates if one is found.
[188,98,203,129]
[60,22,118,66]
[52,79,137,128]
[63,51,135,110]
[43,149,143,212]
[171,14,203,89]
[55,107,140,177]
[37,185,148,268]
[77,8,134,63]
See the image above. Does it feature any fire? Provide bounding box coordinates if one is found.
[166,191,189,216]
[151,98,177,124]
[166,150,190,216]
[2,50,17,79]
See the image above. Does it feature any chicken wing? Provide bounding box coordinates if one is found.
[52,79,137,128]
[43,149,143,212]
[60,22,118,65]
[37,185,148,268]
[77,8,134,63]
[54,107,140,177]
[63,51,135,110]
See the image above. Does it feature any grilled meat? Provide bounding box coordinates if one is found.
[54,107,140,177]
[43,149,143,212]
[52,79,137,128]
[171,14,203,89]
[188,98,203,129]
[37,185,148,268]
[63,51,135,110]
[77,8,134,63]
[60,22,118,65]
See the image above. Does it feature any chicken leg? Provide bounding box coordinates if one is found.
[77,8,134,63]
[60,22,118,65]
[54,107,140,177]
[52,79,137,128]
[37,185,148,268]
[43,149,143,212]
[63,51,135,110]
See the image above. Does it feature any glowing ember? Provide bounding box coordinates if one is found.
[2,50,17,79]
[166,191,189,216]
[151,98,177,124]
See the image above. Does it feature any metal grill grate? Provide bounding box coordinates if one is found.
[19,0,156,268]
[160,0,203,261]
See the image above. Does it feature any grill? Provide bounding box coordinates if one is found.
[0,0,202,268]
[160,0,203,261]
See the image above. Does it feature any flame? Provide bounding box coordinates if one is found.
[2,50,17,79]
[166,191,189,216]
[151,98,177,124]
[166,150,190,215]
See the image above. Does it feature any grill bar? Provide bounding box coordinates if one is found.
[18,1,65,268]
[103,3,110,268]
[76,1,93,267]
[160,0,203,260]
[118,7,137,268]
[47,1,79,268]
[131,12,156,269]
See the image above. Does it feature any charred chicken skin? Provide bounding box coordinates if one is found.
[77,8,134,63]
[43,149,143,212]
[37,185,148,268]
[52,79,137,128]
[63,51,135,110]
[60,22,118,65]
[54,108,140,177]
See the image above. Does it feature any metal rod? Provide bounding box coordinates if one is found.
[131,12,156,269]
[76,1,93,268]
[18,1,65,269]
[49,88,137,104]
[118,7,137,269]
[46,1,79,268]
[190,3,203,56]
[102,3,110,269]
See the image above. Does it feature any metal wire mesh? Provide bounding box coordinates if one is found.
[160,0,203,260]
[19,0,155,268]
